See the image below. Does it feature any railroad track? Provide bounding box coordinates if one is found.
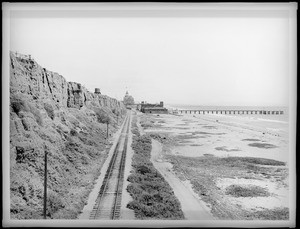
[89,113,130,220]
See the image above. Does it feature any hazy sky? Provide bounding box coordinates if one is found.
[9,4,292,106]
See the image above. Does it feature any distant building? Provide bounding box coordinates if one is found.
[140,101,168,114]
[94,88,101,94]
[123,91,134,108]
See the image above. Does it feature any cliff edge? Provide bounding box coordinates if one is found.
[9,52,127,219]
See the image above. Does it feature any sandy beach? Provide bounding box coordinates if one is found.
[138,112,289,220]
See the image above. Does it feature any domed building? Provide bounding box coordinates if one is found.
[123,91,135,106]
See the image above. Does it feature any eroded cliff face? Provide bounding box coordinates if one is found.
[10,53,124,110]
[9,52,127,219]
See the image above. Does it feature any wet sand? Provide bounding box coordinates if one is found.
[145,113,288,163]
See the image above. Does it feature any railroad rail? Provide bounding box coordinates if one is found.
[89,114,130,220]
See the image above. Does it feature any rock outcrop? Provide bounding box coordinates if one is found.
[9,51,127,219]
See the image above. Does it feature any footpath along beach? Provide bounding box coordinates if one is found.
[138,111,289,220]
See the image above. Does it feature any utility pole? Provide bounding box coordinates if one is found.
[44,147,48,219]
[106,122,109,139]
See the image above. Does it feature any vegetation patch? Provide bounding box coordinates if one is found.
[11,96,43,126]
[175,134,203,145]
[140,122,153,129]
[182,119,198,123]
[248,143,278,149]
[139,116,155,129]
[245,207,289,220]
[176,123,189,126]
[242,139,261,142]
[93,107,112,124]
[225,184,270,197]
[166,154,288,220]
[220,156,285,166]
[203,125,217,129]
[177,133,199,139]
[215,146,240,152]
[187,131,210,135]
[178,140,193,144]
[11,97,30,114]
[31,107,43,126]
[175,127,190,130]
[44,103,55,120]
[70,129,78,137]
[191,144,203,146]
[187,131,225,136]
[126,119,184,219]
[149,133,173,144]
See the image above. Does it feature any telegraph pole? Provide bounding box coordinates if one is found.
[106,122,109,139]
[44,147,48,219]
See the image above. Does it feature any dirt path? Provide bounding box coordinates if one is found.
[150,139,215,220]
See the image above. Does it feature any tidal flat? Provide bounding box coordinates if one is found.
[139,112,289,220]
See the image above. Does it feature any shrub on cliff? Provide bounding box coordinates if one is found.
[44,103,55,120]
[11,96,43,126]
[73,89,82,93]
[112,108,121,116]
[28,105,43,126]
[70,129,78,136]
[93,107,112,124]
[47,190,65,218]
[11,97,30,114]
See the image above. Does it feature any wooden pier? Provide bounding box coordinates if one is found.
[178,110,284,115]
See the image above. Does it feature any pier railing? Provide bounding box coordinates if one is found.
[176,110,284,115]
